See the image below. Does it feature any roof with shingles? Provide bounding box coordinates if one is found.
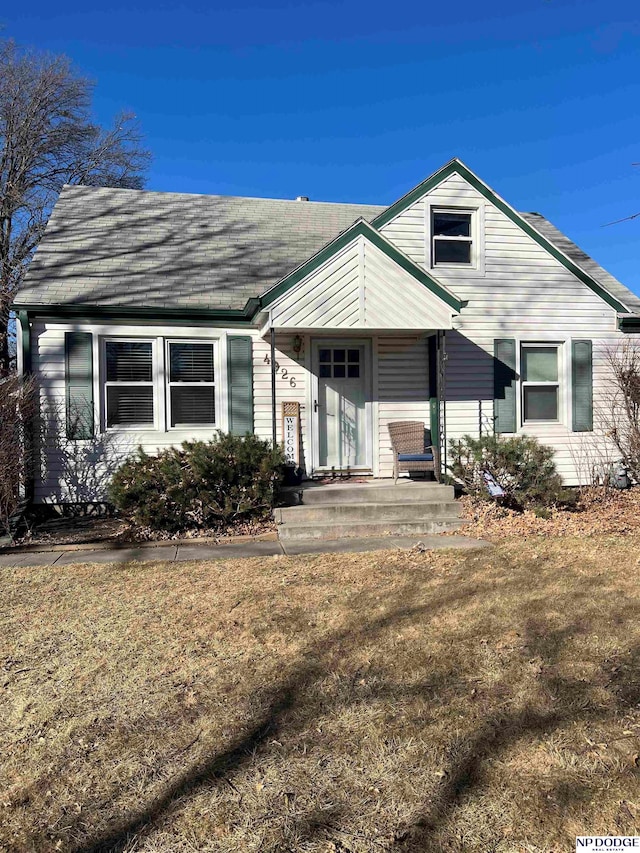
[520,213,640,314]
[17,185,385,311]
[16,184,640,315]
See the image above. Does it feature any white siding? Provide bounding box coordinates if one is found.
[380,171,625,484]
[270,242,361,329]
[376,335,430,478]
[270,235,455,331]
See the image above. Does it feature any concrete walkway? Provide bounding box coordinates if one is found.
[0,534,489,567]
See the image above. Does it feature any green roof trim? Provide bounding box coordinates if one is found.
[259,219,464,313]
[619,315,640,333]
[11,301,261,325]
[372,158,630,315]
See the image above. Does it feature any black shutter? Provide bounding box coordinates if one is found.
[494,338,517,434]
[65,332,94,440]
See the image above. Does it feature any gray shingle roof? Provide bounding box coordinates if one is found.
[520,212,640,314]
[17,185,385,311]
[16,184,640,316]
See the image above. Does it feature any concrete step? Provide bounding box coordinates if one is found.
[278,517,466,541]
[296,482,454,506]
[275,501,461,524]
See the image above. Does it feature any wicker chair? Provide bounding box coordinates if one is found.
[387,421,439,483]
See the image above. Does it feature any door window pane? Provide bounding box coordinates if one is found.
[522,347,558,382]
[347,364,360,378]
[319,364,331,378]
[347,349,360,363]
[524,386,558,421]
[333,349,346,363]
[319,349,331,363]
[333,364,346,378]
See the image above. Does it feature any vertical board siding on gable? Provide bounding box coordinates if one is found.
[379,171,621,484]
[377,336,430,478]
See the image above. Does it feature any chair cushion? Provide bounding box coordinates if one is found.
[397,453,434,462]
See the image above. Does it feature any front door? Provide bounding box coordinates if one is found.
[312,340,372,472]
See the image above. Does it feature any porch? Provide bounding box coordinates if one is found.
[255,219,463,480]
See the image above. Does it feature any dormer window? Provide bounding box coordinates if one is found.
[432,209,473,265]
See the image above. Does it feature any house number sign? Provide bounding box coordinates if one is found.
[264,354,297,387]
[282,402,300,467]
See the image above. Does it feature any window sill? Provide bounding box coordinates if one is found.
[431,263,485,277]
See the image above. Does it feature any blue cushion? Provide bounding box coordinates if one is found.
[397,453,434,462]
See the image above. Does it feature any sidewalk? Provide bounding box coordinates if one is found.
[0,534,490,567]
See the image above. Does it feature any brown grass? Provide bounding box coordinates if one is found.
[2,538,640,851]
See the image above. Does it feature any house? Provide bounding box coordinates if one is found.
[14,158,640,504]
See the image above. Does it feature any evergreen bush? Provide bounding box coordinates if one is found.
[449,433,573,510]
[109,432,286,533]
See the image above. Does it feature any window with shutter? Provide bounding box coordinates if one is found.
[521,343,561,423]
[167,341,216,427]
[104,340,155,428]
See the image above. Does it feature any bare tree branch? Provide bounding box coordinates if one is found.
[0,38,151,371]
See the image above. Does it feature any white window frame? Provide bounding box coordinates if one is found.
[520,342,563,425]
[431,207,474,267]
[426,203,484,276]
[165,338,219,430]
[102,337,158,431]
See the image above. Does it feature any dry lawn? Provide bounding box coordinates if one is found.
[2,538,640,852]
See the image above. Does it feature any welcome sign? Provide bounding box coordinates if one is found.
[282,401,300,467]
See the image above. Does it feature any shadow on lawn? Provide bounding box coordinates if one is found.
[70,558,640,853]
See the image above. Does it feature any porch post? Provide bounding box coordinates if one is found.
[270,327,277,447]
[437,330,448,481]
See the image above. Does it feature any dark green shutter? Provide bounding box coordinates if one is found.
[572,340,593,432]
[428,335,439,450]
[227,336,254,435]
[65,332,94,440]
[494,338,517,434]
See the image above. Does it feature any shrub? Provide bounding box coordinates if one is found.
[448,433,572,510]
[109,432,286,533]
[0,374,38,538]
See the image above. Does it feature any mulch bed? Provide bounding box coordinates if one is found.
[10,514,276,549]
[457,486,640,541]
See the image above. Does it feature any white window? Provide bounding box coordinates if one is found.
[167,340,216,427]
[105,339,155,428]
[432,209,473,266]
[521,344,560,423]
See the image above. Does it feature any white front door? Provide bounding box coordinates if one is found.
[312,340,372,471]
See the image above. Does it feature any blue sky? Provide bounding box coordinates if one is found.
[6,0,640,296]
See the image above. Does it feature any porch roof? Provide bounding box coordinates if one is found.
[262,220,464,332]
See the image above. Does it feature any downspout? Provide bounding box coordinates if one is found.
[17,311,34,504]
[18,310,31,374]
[270,325,277,448]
